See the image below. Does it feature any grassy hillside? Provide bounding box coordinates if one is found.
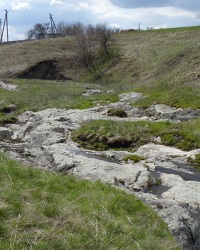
[0,37,76,79]
[104,26,200,108]
[1,26,200,108]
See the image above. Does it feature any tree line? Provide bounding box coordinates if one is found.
[27,21,119,73]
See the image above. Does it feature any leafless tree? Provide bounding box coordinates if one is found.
[27,21,116,73]
[95,23,115,55]
[74,23,116,72]
[75,24,98,72]
[57,21,83,36]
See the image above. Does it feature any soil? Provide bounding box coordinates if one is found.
[17,60,70,80]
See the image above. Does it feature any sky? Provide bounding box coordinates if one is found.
[0,0,200,41]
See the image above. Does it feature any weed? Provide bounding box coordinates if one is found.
[155,178,162,185]
[187,153,200,169]
[122,154,145,162]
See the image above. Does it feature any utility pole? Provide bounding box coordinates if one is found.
[0,10,9,44]
[0,19,1,43]
[49,13,58,34]
[138,23,141,31]
[6,10,8,42]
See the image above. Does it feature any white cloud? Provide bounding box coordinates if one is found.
[10,1,31,10]
[0,1,5,7]
[85,0,114,15]
[1,25,26,41]
[75,1,198,29]
[154,7,197,18]
[50,0,64,5]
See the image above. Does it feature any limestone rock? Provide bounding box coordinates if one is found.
[137,193,200,249]
[119,92,143,103]
[145,104,200,121]
[136,143,186,158]
[160,173,185,187]
[162,181,200,209]
[83,89,103,96]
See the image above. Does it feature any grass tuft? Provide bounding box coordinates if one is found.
[71,119,200,151]
[122,154,145,162]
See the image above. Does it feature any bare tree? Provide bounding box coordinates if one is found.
[27,23,50,40]
[75,24,98,72]
[74,23,116,72]
[57,21,83,36]
[95,23,115,55]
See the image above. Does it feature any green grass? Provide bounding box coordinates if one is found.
[0,79,119,123]
[0,153,179,249]
[187,153,200,169]
[71,119,200,151]
[132,80,200,109]
[122,154,145,163]
[99,26,200,109]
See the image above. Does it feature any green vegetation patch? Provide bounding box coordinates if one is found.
[122,154,145,163]
[187,153,200,169]
[0,153,179,249]
[71,119,200,151]
[132,81,200,109]
[0,79,119,123]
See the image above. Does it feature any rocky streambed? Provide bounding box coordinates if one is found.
[1,92,200,249]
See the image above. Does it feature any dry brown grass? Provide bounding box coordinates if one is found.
[1,26,200,107]
[0,37,76,78]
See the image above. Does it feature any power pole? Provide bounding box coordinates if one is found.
[0,10,9,43]
[0,19,1,43]
[49,13,58,34]
[6,10,8,42]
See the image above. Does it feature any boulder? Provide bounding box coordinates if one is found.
[119,92,143,103]
[136,143,186,158]
[160,173,185,187]
[145,104,200,121]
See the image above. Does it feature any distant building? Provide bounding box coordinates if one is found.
[37,32,60,40]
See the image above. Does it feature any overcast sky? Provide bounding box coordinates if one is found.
[0,0,200,41]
